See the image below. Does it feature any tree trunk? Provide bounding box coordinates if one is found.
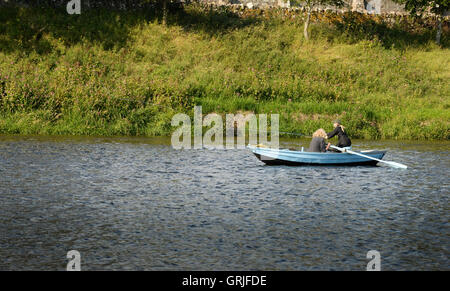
[304,3,312,41]
[162,0,168,26]
[436,14,442,45]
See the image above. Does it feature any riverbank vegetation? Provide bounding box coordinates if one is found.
[0,3,449,139]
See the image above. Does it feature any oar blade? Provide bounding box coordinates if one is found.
[384,161,408,169]
[329,145,407,169]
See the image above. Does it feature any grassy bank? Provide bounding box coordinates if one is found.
[0,4,449,139]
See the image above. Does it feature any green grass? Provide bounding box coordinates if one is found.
[0,3,449,140]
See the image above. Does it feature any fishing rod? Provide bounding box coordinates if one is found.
[279,131,312,137]
[241,129,312,138]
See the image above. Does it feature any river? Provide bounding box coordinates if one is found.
[0,135,448,270]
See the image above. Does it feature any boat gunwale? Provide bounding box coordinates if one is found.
[247,145,387,156]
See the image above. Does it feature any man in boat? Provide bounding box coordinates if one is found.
[326,120,352,152]
[308,129,328,152]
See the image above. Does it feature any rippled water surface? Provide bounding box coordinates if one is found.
[0,135,448,270]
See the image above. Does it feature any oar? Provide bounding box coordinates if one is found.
[330,145,407,169]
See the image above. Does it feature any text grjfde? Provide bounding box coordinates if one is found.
[226,276,267,287]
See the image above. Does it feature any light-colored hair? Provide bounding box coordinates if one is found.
[334,122,345,132]
[312,128,327,139]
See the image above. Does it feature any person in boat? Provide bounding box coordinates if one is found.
[326,120,351,151]
[308,128,328,152]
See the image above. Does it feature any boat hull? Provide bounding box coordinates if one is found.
[248,146,386,166]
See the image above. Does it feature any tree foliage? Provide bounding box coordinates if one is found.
[392,0,449,44]
[392,0,449,15]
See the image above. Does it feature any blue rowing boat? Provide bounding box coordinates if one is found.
[248,145,386,166]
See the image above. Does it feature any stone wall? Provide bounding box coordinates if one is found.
[203,0,408,14]
[204,0,291,9]
[0,0,160,9]
[352,0,405,14]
